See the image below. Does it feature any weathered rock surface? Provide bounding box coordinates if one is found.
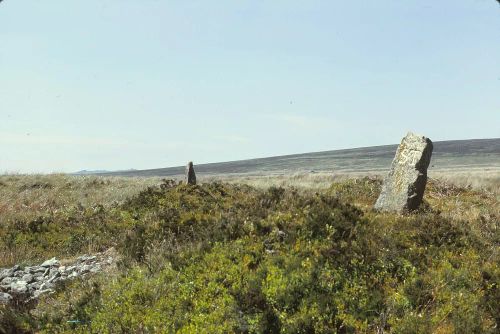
[185,161,197,185]
[0,249,116,305]
[374,132,433,213]
[40,257,59,267]
[0,292,12,304]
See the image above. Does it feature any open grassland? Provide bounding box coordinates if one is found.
[0,172,499,333]
[207,169,500,196]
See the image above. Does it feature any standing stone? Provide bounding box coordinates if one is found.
[185,161,197,185]
[374,132,433,213]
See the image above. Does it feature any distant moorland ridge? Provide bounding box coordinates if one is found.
[87,138,500,177]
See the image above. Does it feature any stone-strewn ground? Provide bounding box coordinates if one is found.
[0,248,116,305]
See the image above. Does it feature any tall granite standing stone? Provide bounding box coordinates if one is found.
[374,132,433,213]
[185,161,197,185]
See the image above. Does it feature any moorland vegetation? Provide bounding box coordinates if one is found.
[0,174,498,333]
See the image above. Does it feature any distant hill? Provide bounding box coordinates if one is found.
[75,170,110,175]
[75,168,137,175]
[93,138,500,178]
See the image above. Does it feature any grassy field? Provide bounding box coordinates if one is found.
[206,170,500,196]
[0,171,498,333]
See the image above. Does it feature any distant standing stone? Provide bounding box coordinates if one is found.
[185,161,197,185]
[374,132,433,213]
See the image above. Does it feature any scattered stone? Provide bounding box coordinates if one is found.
[1,267,19,281]
[1,277,15,285]
[89,264,101,273]
[68,271,79,279]
[0,269,10,281]
[33,289,53,299]
[64,266,76,273]
[0,292,12,304]
[23,266,34,274]
[41,258,59,267]
[21,273,34,283]
[10,281,28,294]
[39,282,55,291]
[185,161,197,185]
[374,132,433,213]
[77,255,96,263]
[47,271,61,283]
[49,268,60,277]
[13,270,25,278]
[0,249,116,304]
[32,266,47,273]
[33,272,44,279]
[28,282,43,291]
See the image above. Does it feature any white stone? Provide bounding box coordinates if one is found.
[41,258,60,267]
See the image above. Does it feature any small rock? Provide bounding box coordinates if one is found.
[32,266,47,273]
[65,266,76,272]
[49,268,60,277]
[24,266,35,274]
[80,264,92,273]
[0,292,12,304]
[10,281,28,294]
[40,282,54,291]
[33,289,53,299]
[77,255,96,263]
[89,265,101,273]
[33,272,45,280]
[68,271,79,279]
[21,274,34,283]
[0,269,11,281]
[13,270,26,278]
[28,281,43,291]
[1,277,15,285]
[41,258,60,267]
[2,267,16,278]
[47,271,61,283]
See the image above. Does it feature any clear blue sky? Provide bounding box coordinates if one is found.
[1,0,499,173]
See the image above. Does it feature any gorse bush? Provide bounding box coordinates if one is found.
[1,177,498,333]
